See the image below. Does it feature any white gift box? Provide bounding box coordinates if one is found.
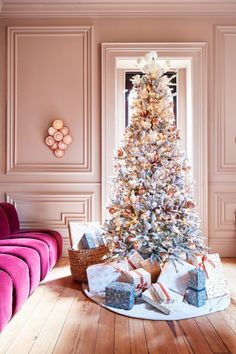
[125,267,151,293]
[152,282,172,303]
[87,260,129,294]
[142,286,183,315]
[193,253,230,299]
[127,251,144,270]
[157,260,195,295]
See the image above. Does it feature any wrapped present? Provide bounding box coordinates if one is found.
[186,268,206,307]
[192,253,230,299]
[95,230,106,247]
[188,268,206,290]
[140,257,161,282]
[81,232,99,249]
[152,282,171,303]
[142,286,183,315]
[68,221,104,250]
[105,281,135,310]
[157,260,195,295]
[87,260,129,294]
[127,251,144,270]
[187,287,206,308]
[125,268,151,295]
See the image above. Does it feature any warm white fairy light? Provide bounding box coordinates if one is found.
[104,51,206,264]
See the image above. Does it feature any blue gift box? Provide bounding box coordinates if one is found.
[188,268,206,290]
[96,231,105,247]
[187,287,206,307]
[105,282,135,310]
[81,232,97,249]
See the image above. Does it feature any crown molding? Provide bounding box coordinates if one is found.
[1,1,236,17]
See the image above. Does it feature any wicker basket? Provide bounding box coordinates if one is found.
[68,245,108,282]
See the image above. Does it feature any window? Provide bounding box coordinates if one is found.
[125,71,177,127]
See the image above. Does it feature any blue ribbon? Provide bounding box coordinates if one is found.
[188,286,206,293]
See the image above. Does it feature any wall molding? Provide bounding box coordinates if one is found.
[101,42,208,237]
[1,1,236,17]
[7,26,93,174]
[209,239,236,257]
[214,26,236,176]
[213,191,236,232]
[5,192,93,228]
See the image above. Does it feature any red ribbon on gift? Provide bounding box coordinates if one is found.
[128,258,137,270]
[136,282,149,291]
[157,282,171,302]
[112,264,128,275]
[198,255,216,279]
[133,269,149,292]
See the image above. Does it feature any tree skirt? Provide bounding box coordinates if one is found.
[83,284,230,320]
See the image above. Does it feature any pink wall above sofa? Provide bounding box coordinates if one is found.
[0,16,235,255]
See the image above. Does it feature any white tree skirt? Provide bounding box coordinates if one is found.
[83,285,230,320]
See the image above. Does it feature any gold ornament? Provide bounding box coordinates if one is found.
[151,153,160,164]
[117,148,123,157]
[127,235,135,243]
[138,186,146,195]
[184,201,195,209]
[109,207,117,214]
[133,241,140,250]
[123,208,132,218]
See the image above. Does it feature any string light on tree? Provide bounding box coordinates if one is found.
[104,51,206,264]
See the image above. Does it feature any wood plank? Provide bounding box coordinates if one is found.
[114,314,131,354]
[172,321,194,354]
[207,311,236,353]
[129,318,149,354]
[0,284,46,353]
[6,283,66,354]
[2,258,71,354]
[53,291,89,354]
[0,260,67,353]
[0,258,235,354]
[178,319,213,354]
[195,316,229,353]
[29,286,76,354]
[95,307,115,354]
[143,319,191,354]
[74,301,101,354]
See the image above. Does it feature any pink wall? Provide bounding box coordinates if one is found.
[0,15,236,255]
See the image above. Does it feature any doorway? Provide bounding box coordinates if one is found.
[101,43,207,236]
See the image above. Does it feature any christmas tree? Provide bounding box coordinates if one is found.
[105,51,205,264]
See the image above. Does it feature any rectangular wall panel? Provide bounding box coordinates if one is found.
[210,26,236,256]
[7,26,93,174]
[209,182,236,256]
[6,187,101,256]
[214,26,236,175]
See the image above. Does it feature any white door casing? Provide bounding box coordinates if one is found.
[101,42,207,238]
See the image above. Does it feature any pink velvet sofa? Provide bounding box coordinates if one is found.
[0,202,62,331]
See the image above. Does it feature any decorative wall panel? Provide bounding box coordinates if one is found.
[209,183,236,256]
[214,26,236,175]
[212,192,236,232]
[7,26,93,174]
[6,190,98,255]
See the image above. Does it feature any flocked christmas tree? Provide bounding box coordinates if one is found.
[105,51,205,264]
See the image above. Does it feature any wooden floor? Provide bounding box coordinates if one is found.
[0,259,236,354]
